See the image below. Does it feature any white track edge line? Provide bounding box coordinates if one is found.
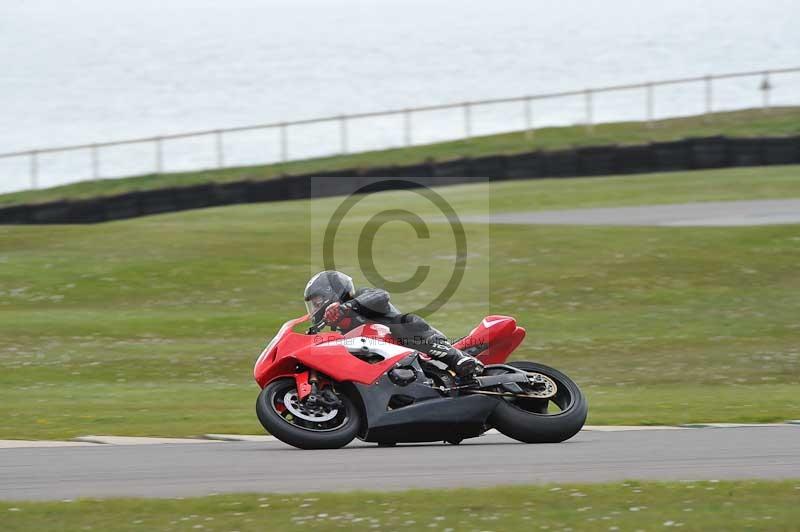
[2,422,797,449]
[73,436,222,445]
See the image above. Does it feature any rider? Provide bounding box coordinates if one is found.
[304,270,484,378]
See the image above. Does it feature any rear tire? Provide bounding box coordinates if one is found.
[489,361,587,443]
[256,378,361,450]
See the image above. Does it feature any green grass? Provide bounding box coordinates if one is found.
[2,107,800,207]
[4,481,800,531]
[1,165,800,439]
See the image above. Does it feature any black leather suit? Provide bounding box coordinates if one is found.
[336,288,462,364]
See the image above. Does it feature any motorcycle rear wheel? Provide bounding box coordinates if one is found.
[489,361,587,443]
[256,378,362,449]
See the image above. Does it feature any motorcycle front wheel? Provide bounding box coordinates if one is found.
[488,361,587,443]
[256,377,361,449]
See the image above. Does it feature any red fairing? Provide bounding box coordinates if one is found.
[454,315,526,365]
[254,317,413,389]
[254,314,527,389]
[344,323,400,344]
[254,315,310,371]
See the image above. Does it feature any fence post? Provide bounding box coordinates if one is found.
[403,110,412,147]
[155,137,164,174]
[30,150,39,189]
[463,102,472,139]
[760,72,772,112]
[645,83,655,128]
[280,123,288,162]
[704,75,713,122]
[215,130,224,168]
[339,116,348,154]
[91,144,100,179]
[524,97,534,140]
[584,89,594,133]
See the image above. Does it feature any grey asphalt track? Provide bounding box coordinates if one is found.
[1,427,798,501]
[461,199,800,226]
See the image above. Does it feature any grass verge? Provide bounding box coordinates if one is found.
[2,107,799,207]
[3,481,800,531]
[1,165,799,439]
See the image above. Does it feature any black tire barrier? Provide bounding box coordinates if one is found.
[763,136,800,165]
[652,139,691,171]
[468,155,507,178]
[138,188,178,216]
[690,136,728,169]
[542,149,579,177]
[613,144,654,175]
[0,205,30,224]
[65,198,107,223]
[212,181,251,205]
[727,138,763,167]
[358,165,396,179]
[397,162,433,178]
[283,175,311,200]
[248,178,286,203]
[29,201,72,224]
[505,152,544,179]
[577,145,617,176]
[3,134,798,224]
[433,158,469,177]
[173,184,215,211]
[103,193,141,221]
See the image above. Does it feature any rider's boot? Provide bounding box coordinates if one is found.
[429,340,485,378]
[450,352,485,378]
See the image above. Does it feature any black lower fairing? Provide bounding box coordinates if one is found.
[351,355,501,443]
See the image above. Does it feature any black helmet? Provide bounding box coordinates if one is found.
[303,271,355,323]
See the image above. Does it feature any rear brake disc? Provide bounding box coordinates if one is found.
[524,373,557,399]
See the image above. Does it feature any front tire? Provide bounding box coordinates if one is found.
[256,378,361,449]
[489,361,587,443]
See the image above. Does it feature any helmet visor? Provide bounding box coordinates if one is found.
[304,294,330,320]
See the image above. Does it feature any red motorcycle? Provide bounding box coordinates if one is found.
[254,314,587,449]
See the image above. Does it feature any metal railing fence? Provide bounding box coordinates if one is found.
[1,66,798,191]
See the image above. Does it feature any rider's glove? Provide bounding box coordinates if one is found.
[324,301,351,324]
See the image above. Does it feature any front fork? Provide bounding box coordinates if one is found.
[294,370,313,400]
